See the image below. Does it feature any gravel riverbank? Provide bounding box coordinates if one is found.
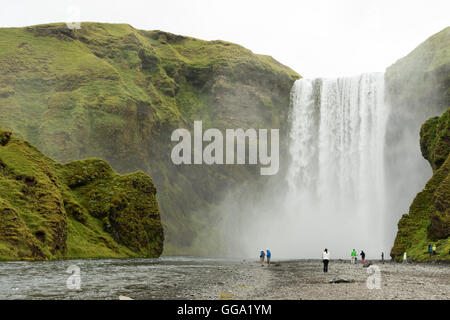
[197,260,450,300]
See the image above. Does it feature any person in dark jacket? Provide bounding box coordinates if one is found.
[360,250,366,264]
[322,248,330,272]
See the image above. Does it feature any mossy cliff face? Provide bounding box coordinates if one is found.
[391,110,450,261]
[0,23,300,253]
[386,27,449,119]
[0,129,163,260]
[388,27,450,261]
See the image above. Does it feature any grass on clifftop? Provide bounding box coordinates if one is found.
[386,26,450,116]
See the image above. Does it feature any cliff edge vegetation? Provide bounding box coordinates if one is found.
[0,128,163,260]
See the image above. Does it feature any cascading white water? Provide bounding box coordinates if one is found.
[286,73,389,258]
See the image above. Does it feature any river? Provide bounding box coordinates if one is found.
[1,258,448,300]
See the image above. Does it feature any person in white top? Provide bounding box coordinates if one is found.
[322,248,330,272]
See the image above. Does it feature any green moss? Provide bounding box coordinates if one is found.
[0,128,163,260]
[391,109,450,262]
[420,111,450,170]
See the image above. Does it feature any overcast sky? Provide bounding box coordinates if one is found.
[1,0,449,77]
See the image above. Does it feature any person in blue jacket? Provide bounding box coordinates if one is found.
[266,249,272,266]
[259,250,265,266]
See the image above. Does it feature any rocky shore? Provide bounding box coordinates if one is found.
[196,260,450,300]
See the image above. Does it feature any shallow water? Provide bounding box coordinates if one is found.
[0,256,242,300]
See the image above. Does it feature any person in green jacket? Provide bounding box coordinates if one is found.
[351,249,357,264]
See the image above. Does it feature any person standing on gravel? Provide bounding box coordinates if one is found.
[360,250,366,264]
[351,249,357,264]
[259,250,266,266]
[322,248,330,272]
[266,249,271,266]
[432,244,437,255]
[403,251,407,263]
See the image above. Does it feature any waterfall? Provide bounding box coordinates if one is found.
[285,73,389,258]
[220,73,399,259]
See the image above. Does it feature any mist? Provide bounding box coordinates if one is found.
[209,70,440,260]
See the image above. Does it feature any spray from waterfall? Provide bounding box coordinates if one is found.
[216,72,432,259]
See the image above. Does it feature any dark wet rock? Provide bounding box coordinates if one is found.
[330,278,355,284]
